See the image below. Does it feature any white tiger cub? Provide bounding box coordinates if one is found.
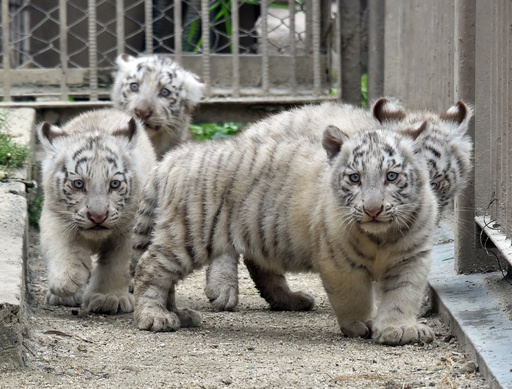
[132,124,438,345]
[38,109,157,314]
[205,99,473,312]
[111,54,205,158]
[371,98,473,218]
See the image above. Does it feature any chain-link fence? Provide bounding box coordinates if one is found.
[0,0,340,106]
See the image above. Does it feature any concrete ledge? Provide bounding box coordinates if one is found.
[430,243,512,389]
[0,108,35,370]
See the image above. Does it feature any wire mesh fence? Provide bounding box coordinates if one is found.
[0,0,340,106]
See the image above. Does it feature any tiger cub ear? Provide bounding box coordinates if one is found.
[372,98,406,124]
[182,72,205,114]
[112,117,140,146]
[322,125,349,160]
[440,101,474,136]
[37,122,68,152]
[115,53,136,69]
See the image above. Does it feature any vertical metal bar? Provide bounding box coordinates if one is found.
[2,0,11,102]
[504,0,511,236]
[174,0,182,63]
[335,0,342,98]
[88,0,98,101]
[368,0,384,101]
[489,1,497,222]
[498,0,507,234]
[201,0,211,96]
[116,0,125,55]
[496,0,504,231]
[288,0,297,95]
[59,0,69,102]
[453,0,478,274]
[260,0,269,93]
[312,0,321,96]
[474,0,493,218]
[305,0,312,53]
[145,0,153,53]
[231,0,240,97]
[339,0,361,105]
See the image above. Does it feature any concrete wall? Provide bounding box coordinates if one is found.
[379,0,512,273]
[0,108,35,370]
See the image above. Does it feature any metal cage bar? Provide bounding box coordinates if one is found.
[59,0,69,102]
[0,1,340,106]
[288,0,297,94]
[174,0,182,63]
[260,0,269,93]
[231,0,240,97]
[88,0,98,101]
[2,0,11,102]
[116,0,125,56]
[201,0,211,95]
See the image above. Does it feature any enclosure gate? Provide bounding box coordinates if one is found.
[0,0,340,107]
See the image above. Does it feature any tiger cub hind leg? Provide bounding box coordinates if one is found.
[204,253,240,311]
[244,257,315,311]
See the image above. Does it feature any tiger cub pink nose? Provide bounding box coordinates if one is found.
[363,206,383,218]
[135,109,153,121]
[87,211,108,225]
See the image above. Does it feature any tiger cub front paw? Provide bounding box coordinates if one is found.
[82,290,134,314]
[48,266,89,298]
[372,323,434,345]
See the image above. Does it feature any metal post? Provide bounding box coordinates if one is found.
[368,0,384,101]
[453,0,484,273]
[2,0,12,102]
[339,0,361,105]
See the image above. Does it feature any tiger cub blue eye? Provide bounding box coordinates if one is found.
[386,172,398,181]
[110,180,121,189]
[349,173,360,183]
[130,82,139,91]
[160,88,171,97]
[72,179,84,189]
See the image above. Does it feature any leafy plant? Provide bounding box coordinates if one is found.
[0,113,30,169]
[28,193,44,229]
[361,73,368,108]
[189,122,244,140]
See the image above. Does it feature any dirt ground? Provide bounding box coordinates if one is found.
[1,229,490,389]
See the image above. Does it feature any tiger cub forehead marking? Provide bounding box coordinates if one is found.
[340,131,412,171]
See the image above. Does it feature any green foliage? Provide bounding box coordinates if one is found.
[0,113,30,169]
[361,73,368,108]
[28,193,44,229]
[189,122,244,140]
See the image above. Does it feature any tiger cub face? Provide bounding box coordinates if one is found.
[372,98,473,217]
[111,54,204,157]
[38,110,152,241]
[323,125,430,235]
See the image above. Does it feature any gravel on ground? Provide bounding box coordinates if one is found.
[1,228,490,389]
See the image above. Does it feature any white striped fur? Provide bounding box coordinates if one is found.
[206,99,473,314]
[38,109,157,314]
[132,125,438,345]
